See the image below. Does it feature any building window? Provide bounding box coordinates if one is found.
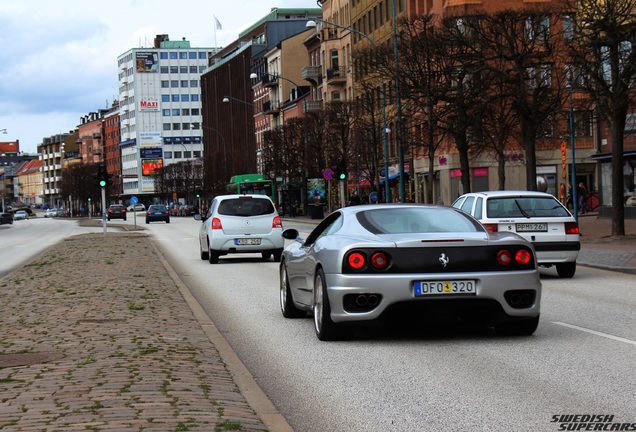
[181,80,188,87]
[184,151,192,158]
[193,151,201,158]
[199,52,206,59]
[163,123,171,130]
[165,151,172,159]
[170,80,178,87]
[161,81,169,88]
[182,108,190,115]
[181,94,189,102]
[190,80,198,87]
[190,122,199,129]
[160,66,169,73]
[163,109,171,116]
[191,108,199,115]
[172,94,179,102]
[191,95,199,102]
[173,123,181,130]
[190,66,198,73]
[189,52,197,59]
[180,66,188,73]
[162,95,170,102]
[180,52,187,59]
[199,66,206,73]
[170,52,178,59]
[172,109,180,115]
[174,151,182,158]
[170,66,178,73]
[574,111,593,137]
[182,122,190,130]
[160,52,168,59]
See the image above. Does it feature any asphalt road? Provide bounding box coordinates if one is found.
[139,215,636,432]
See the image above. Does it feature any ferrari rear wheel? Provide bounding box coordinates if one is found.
[314,268,353,341]
[280,263,305,318]
[495,315,539,336]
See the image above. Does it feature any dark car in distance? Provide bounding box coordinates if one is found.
[107,204,127,221]
[0,212,13,225]
[146,204,170,224]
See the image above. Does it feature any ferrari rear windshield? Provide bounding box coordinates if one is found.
[357,207,483,235]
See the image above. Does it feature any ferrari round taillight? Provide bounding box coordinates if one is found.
[371,252,388,270]
[515,249,532,265]
[348,252,365,270]
[497,250,512,266]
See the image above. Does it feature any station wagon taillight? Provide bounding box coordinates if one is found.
[273,216,282,228]
[565,222,579,235]
[484,224,498,233]
[212,218,223,230]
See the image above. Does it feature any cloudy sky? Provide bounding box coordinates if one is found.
[0,0,320,154]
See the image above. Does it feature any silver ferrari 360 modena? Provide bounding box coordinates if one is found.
[279,204,542,341]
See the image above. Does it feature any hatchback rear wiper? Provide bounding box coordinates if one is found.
[514,199,531,218]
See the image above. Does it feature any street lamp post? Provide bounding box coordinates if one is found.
[306,19,391,203]
[222,96,269,128]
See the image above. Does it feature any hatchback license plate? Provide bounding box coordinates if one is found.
[415,280,476,296]
[236,238,261,245]
[516,223,547,232]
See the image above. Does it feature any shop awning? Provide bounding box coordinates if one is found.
[588,150,636,160]
[118,139,136,147]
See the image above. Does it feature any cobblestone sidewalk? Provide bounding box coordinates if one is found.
[0,233,268,431]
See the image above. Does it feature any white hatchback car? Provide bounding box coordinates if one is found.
[197,194,284,264]
[452,191,580,278]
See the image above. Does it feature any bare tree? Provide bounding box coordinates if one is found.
[478,7,568,191]
[565,0,636,236]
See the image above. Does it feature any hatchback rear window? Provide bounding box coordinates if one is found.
[149,205,166,211]
[486,197,570,218]
[218,198,274,216]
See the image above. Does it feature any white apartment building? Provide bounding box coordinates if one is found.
[117,34,216,196]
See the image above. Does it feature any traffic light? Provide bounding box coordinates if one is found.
[88,196,92,202]
[96,164,108,188]
[106,172,114,187]
[196,190,202,198]
[335,158,347,181]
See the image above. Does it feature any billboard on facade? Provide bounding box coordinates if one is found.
[140,148,163,159]
[139,132,161,147]
[139,99,159,112]
[142,159,163,176]
[136,52,158,73]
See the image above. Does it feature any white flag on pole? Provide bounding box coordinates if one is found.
[214,15,222,30]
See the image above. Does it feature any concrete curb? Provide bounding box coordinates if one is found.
[149,239,294,432]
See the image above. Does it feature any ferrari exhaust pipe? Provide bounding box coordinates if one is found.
[355,295,368,307]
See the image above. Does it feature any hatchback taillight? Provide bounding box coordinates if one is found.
[484,224,498,233]
[212,218,223,230]
[273,216,282,228]
[565,222,579,235]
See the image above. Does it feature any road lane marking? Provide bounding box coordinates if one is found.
[553,322,636,346]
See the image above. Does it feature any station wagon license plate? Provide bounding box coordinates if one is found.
[414,280,476,296]
[235,238,261,245]
[516,223,548,232]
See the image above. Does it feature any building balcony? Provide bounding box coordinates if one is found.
[302,66,322,84]
[263,101,280,114]
[261,74,279,88]
[326,67,347,84]
[304,99,323,113]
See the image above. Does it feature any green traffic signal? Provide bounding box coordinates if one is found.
[99,180,107,187]
[339,172,346,180]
